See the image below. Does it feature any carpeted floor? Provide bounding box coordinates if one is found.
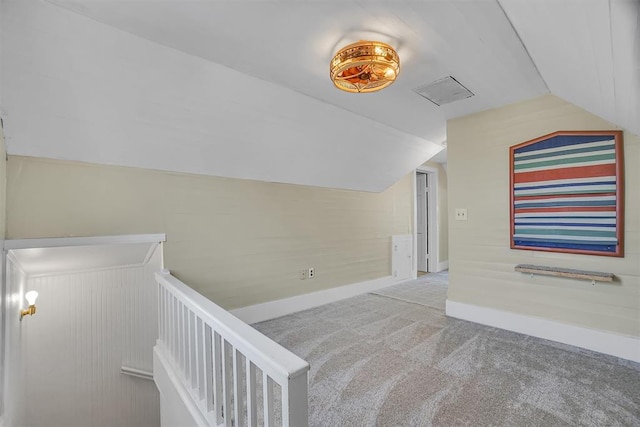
[253,272,640,426]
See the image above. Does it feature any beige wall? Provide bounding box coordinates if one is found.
[421,161,449,265]
[6,157,413,309]
[448,94,639,337]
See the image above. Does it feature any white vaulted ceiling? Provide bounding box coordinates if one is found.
[0,0,637,192]
[500,0,640,138]
[42,0,548,143]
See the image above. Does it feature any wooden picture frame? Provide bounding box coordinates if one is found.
[510,130,624,257]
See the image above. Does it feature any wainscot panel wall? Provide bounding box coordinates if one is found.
[2,258,28,426]
[0,126,9,423]
[447,94,639,338]
[6,157,413,309]
[21,248,162,427]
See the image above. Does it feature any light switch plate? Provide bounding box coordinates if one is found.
[455,208,468,221]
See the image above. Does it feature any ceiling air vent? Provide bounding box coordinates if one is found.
[413,76,474,106]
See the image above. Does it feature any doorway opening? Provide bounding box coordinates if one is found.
[414,168,438,276]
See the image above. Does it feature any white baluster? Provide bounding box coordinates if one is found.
[246,360,257,427]
[222,340,233,427]
[190,312,197,388]
[177,301,184,370]
[196,317,205,400]
[183,305,190,381]
[213,332,224,425]
[263,372,274,427]
[158,284,163,345]
[233,349,245,427]
[204,325,214,418]
[172,297,179,363]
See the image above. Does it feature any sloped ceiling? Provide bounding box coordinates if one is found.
[6,234,164,276]
[500,0,640,137]
[0,0,636,192]
[42,0,548,143]
[9,243,154,276]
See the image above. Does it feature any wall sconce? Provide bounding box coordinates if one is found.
[20,290,38,320]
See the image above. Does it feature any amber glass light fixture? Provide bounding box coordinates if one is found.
[330,40,400,93]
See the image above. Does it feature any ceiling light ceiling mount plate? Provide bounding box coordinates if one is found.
[330,40,400,93]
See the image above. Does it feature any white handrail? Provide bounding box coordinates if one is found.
[121,366,154,380]
[154,270,309,427]
[156,272,309,381]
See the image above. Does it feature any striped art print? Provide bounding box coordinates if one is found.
[510,131,624,257]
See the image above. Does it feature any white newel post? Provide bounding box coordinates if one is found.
[282,371,309,427]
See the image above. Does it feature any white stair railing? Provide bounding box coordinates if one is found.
[154,271,309,427]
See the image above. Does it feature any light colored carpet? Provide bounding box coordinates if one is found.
[372,272,448,311]
[253,272,640,426]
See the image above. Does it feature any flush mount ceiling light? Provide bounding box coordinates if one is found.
[330,41,400,93]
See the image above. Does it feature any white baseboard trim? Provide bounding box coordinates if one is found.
[231,275,406,324]
[437,260,449,272]
[446,300,640,363]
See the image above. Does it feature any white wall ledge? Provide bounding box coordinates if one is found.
[4,233,166,250]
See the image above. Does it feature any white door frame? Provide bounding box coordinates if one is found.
[413,167,439,277]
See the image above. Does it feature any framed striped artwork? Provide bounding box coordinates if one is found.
[510,131,624,257]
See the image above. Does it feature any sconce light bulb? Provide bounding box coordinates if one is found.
[25,290,38,306]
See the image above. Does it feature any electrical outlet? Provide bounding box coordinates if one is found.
[455,208,468,221]
[308,267,315,279]
[300,270,307,280]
